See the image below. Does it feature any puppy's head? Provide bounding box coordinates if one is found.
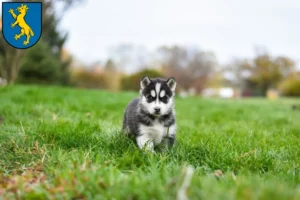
[139,76,176,116]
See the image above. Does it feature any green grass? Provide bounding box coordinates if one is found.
[0,85,299,200]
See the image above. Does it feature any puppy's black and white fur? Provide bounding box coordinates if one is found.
[122,76,177,152]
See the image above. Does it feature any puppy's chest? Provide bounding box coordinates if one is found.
[139,121,168,144]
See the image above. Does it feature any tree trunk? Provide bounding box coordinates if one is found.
[1,46,25,84]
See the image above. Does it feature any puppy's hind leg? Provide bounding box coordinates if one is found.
[121,113,129,135]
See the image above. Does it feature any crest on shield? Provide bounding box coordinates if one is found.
[2,2,42,49]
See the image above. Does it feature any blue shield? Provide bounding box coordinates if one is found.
[2,2,42,49]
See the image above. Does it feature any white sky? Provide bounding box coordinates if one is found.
[2,0,300,68]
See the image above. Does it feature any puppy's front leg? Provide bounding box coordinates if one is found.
[163,124,176,149]
[136,134,154,153]
[162,136,175,151]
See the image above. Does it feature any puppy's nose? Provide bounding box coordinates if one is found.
[154,108,161,113]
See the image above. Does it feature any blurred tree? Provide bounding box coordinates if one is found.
[157,46,188,71]
[206,71,226,88]
[278,71,300,96]
[0,0,84,84]
[222,58,252,93]
[224,49,296,96]
[104,59,117,72]
[250,52,295,94]
[157,45,216,93]
[188,51,216,92]
[18,40,61,84]
[107,44,150,74]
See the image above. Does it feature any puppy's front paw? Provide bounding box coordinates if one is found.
[137,136,154,153]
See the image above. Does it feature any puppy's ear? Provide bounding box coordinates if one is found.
[166,77,176,92]
[140,76,151,89]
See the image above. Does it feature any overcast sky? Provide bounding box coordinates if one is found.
[2,0,300,67]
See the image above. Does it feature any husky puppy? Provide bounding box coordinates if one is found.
[122,76,177,152]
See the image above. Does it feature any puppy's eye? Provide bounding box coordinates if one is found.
[146,95,154,101]
[161,96,168,102]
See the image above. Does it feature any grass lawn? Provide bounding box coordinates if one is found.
[0,85,299,200]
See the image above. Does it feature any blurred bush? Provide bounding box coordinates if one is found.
[70,59,123,91]
[70,67,107,89]
[102,59,122,91]
[121,69,164,91]
[278,72,300,96]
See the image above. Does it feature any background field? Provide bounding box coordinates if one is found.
[0,85,299,199]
